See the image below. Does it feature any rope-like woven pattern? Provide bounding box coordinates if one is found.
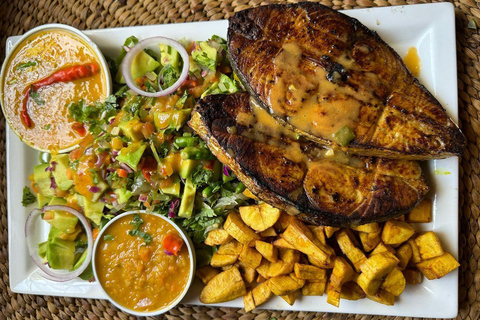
[0,0,479,319]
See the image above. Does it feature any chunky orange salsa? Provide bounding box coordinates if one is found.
[1,29,107,151]
[95,213,191,312]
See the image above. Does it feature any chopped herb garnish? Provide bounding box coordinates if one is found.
[158,64,180,90]
[128,229,152,244]
[103,234,115,241]
[17,61,37,70]
[42,124,51,130]
[130,213,144,228]
[128,214,152,244]
[21,186,36,206]
[191,165,214,187]
[29,86,45,105]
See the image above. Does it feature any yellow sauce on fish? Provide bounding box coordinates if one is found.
[403,47,421,77]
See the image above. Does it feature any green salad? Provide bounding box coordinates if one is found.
[24,35,252,279]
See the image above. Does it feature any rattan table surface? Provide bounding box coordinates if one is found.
[1,0,479,319]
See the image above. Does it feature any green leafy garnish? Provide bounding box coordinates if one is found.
[42,124,51,130]
[103,234,115,241]
[21,186,36,206]
[29,86,45,105]
[115,36,139,67]
[17,61,37,70]
[158,64,180,90]
[130,213,144,228]
[128,229,152,244]
[128,214,152,244]
[191,166,214,187]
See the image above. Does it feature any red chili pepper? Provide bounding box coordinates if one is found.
[21,63,100,129]
[32,63,100,91]
[163,232,184,256]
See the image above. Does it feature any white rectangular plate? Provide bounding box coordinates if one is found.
[7,3,459,318]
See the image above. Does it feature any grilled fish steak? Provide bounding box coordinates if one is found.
[189,93,429,227]
[227,2,465,160]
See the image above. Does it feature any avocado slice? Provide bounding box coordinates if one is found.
[212,160,222,182]
[38,241,48,260]
[72,249,88,271]
[160,175,181,197]
[118,117,144,142]
[116,142,147,171]
[37,193,52,209]
[114,187,132,204]
[179,159,199,179]
[46,226,75,270]
[33,163,54,197]
[153,109,191,131]
[90,179,109,203]
[83,197,105,226]
[51,154,74,191]
[115,50,160,83]
[159,43,180,69]
[178,177,196,218]
[44,197,78,234]
[192,41,217,70]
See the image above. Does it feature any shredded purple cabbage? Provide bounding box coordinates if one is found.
[223,165,230,177]
[44,161,57,172]
[88,186,100,193]
[50,177,57,189]
[169,198,180,218]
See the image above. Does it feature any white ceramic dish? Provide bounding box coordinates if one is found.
[92,210,196,316]
[7,3,459,318]
[0,23,112,153]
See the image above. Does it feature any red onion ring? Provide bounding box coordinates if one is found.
[25,205,93,282]
[119,162,134,173]
[121,37,189,97]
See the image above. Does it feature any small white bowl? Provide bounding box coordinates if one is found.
[92,210,196,316]
[0,23,112,153]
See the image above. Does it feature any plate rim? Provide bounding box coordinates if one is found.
[6,2,459,318]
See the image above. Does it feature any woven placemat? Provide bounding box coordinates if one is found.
[0,0,479,319]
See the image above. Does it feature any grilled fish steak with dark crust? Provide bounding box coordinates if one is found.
[227,2,465,160]
[189,93,429,227]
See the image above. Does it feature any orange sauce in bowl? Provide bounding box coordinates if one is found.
[1,29,107,152]
[95,213,191,312]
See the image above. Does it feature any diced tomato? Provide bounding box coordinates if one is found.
[72,122,86,137]
[116,168,128,178]
[66,168,73,180]
[180,79,197,90]
[92,228,99,240]
[31,182,39,194]
[203,160,215,171]
[141,121,155,139]
[69,148,83,161]
[163,232,184,256]
[141,156,157,182]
